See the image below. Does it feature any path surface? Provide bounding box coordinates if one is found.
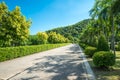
[0,44,94,80]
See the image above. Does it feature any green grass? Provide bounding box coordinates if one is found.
[0,43,70,62]
[87,51,120,80]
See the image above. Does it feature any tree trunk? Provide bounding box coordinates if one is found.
[111,15,116,58]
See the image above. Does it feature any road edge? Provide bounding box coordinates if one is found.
[78,44,96,80]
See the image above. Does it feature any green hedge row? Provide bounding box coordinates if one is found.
[0,43,69,62]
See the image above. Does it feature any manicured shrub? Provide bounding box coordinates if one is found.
[97,34,109,51]
[0,43,69,62]
[84,46,97,57]
[93,51,115,68]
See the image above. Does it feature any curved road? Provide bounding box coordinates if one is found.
[0,44,95,80]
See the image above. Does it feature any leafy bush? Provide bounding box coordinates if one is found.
[84,46,97,57]
[79,43,88,49]
[97,34,109,51]
[0,43,69,62]
[93,51,115,68]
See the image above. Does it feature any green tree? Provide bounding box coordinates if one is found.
[0,2,10,47]
[97,34,109,51]
[0,2,31,47]
[28,35,39,45]
[48,32,68,43]
[37,32,48,44]
[89,0,120,56]
[46,19,91,42]
[48,32,59,43]
[79,21,98,47]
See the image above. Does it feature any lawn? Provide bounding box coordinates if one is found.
[87,51,120,80]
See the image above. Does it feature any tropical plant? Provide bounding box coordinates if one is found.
[89,0,120,56]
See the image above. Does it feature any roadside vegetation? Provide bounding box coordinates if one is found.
[0,43,69,62]
[0,2,70,47]
[0,0,120,79]
[79,0,120,80]
[87,51,120,80]
[0,2,70,62]
[46,19,91,43]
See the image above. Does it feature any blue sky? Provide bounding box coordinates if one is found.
[0,0,94,34]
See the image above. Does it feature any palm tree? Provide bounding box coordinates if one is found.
[89,0,109,35]
[110,0,120,55]
[90,0,117,56]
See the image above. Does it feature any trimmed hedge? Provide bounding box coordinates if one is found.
[84,46,97,57]
[93,51,115,68]
[0,43,69,62]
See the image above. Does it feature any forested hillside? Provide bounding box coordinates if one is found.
[46,19,92,42]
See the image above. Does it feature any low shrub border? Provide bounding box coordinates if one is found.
[0,43,69,62]
[84,46,97,57]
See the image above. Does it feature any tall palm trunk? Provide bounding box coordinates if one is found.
[111,14,116,58]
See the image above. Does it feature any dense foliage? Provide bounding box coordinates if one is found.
[79,23,98,47]
[0,43,69,62]
[116,42,120,51]
[27,35,39,45]
[97,34,109,51]
[93,51,115,67]
[0,2,31,47]
[28,32,69,45]
[84,46,97,57]
[79,0,120,69]
[80,0,120,55]
[46,19,91,42]
[37,32,48,44]
[89,0,120,54]
[48,32,69,43]
[79,43,88,49]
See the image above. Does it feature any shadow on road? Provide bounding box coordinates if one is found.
[20,76,39,80]
[25,55,86,80]
[11,44,87,80]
